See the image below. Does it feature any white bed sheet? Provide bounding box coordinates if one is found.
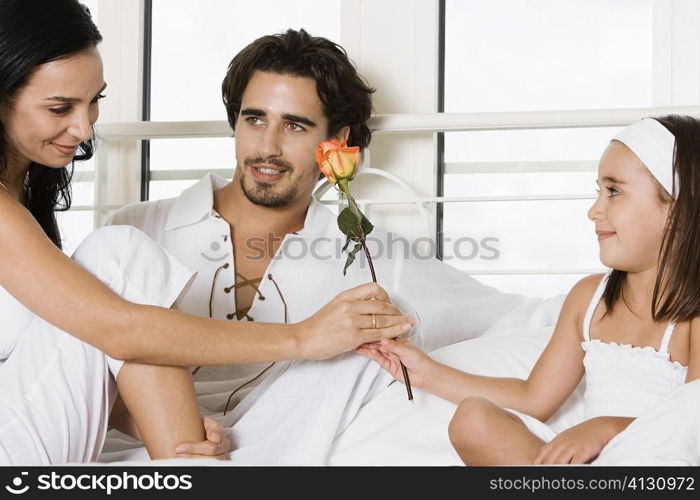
[94,291,700,466]
[328,325,586,465]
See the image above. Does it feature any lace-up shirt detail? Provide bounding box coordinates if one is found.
[581,271,688,419]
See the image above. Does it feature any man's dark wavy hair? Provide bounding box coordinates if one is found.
[0,0,102,248]
[222,28,374,150]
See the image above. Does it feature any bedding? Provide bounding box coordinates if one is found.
[95,292,699,466]
[328,306,700,466]
[99,294,568,465]
[328,324,585,465]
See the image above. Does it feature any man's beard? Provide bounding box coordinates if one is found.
[240,157,298,208]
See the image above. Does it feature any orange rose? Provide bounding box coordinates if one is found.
[315,138,360,184]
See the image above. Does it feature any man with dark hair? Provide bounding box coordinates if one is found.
[104,29,533,464]
[222,29,373,151]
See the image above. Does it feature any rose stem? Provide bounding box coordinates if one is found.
[360,237,413,401]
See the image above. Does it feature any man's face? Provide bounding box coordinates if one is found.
[233,70,334,208]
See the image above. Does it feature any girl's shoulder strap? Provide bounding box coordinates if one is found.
[658,320,677,354]
[581,270,612,342]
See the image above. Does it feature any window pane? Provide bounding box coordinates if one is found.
[445,127,619,164]
[72,157,95,206]
[147,137,235,200]
[442,199,599,271]
[442,129,610,298]
[445,0,654,113]
[60,0,99,253]
[442,127,623,297]
[149,138,235,171]
[148,0,341,200]
[443,0,660,298]
[150,0,341,122]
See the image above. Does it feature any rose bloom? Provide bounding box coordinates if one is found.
[315,138,360,183]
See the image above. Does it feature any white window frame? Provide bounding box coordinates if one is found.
[88,0,145,221]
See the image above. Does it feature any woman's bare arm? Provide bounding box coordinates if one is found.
[0,194,412,366]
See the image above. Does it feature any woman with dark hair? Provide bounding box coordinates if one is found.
[0,0,412,464]
[362,115,700,465]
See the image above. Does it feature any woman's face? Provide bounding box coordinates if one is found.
[0,47,105,172]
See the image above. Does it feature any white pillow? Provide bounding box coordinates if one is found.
[328,326,585,465]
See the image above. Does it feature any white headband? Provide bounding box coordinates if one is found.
[612,118,677,198]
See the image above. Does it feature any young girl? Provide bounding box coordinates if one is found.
[0,0,409,464]
[359,115,700,465]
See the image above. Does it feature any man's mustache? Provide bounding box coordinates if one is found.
[244,157,294,172]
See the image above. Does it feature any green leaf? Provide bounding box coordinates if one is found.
[359,212,374,237]
[343,242,363,276]
[338,207,362,241]
[337,207,374,242]
[337,191,375,275]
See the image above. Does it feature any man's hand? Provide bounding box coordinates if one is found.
[533,416,634,464]
[174,416,231,460]
[294,282,414,360]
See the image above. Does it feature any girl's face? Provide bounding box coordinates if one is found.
[587,141,671,272]
[0,47,105,173]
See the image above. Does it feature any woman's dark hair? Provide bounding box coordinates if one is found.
[0,0,102,248]
[603,114,700,323]
[221,28,375,150]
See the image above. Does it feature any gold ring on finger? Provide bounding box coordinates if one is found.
[371,313,378,329]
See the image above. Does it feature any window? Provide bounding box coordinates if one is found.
[440,0,691,297]
[91,0,700,301]
[146,0,341,200]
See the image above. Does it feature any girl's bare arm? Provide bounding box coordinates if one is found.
[370,275,601,421]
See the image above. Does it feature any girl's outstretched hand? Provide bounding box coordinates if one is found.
[356,337,434,389]
[174,416,231,460]
[532,416,631,464]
